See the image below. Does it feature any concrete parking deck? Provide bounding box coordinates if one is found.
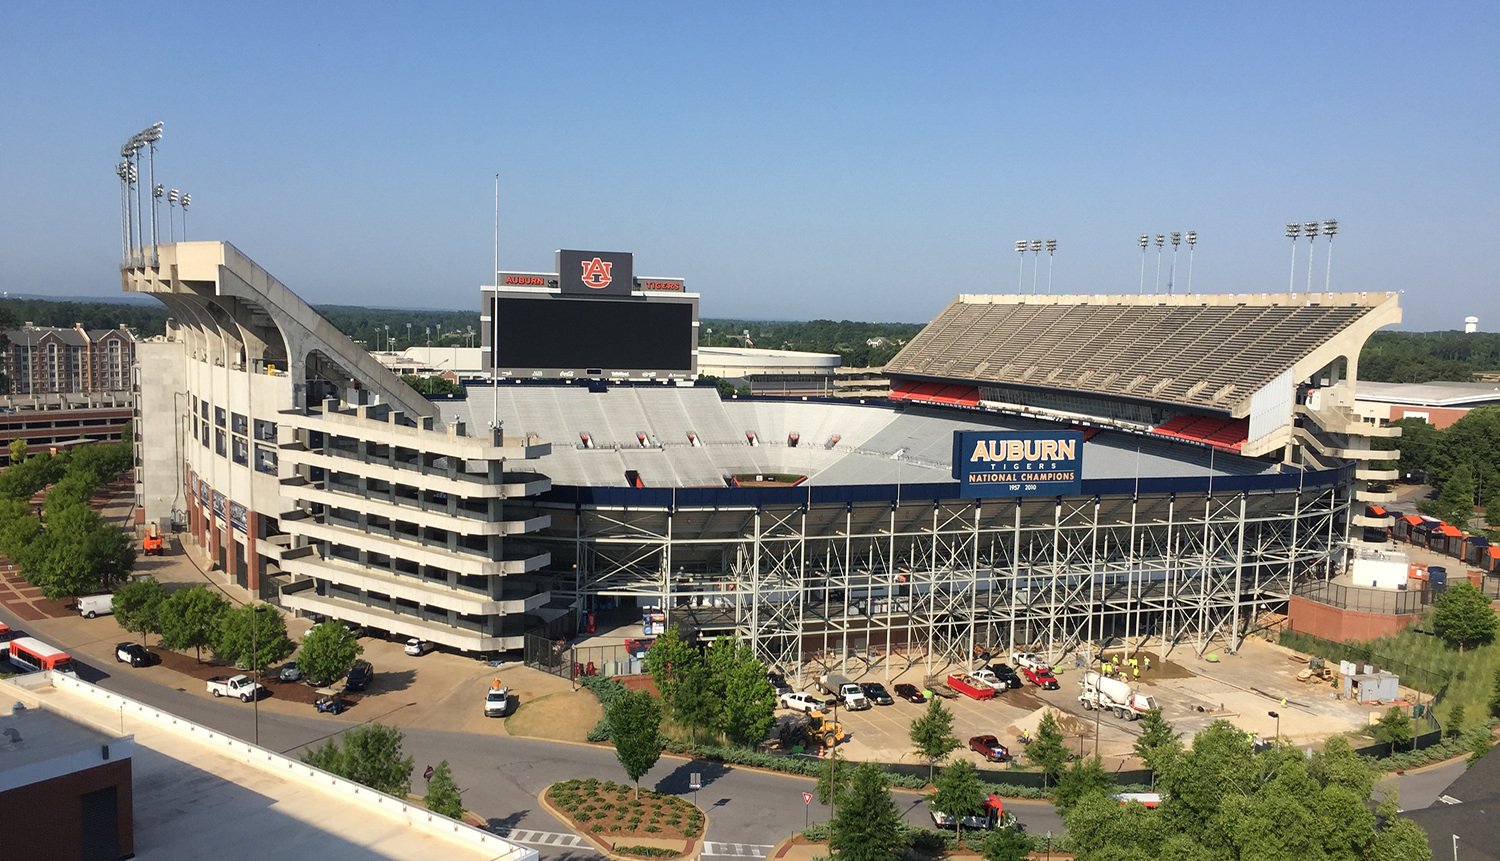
[2,675,533,861]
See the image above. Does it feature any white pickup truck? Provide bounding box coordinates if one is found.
[206,674,265,702]
[970,669,1010,692]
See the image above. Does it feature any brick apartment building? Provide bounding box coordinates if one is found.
[5,324,136,396]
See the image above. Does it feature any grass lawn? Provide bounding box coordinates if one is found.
[506,690,603,742]
[547,778,703,848]
[1332,622,1498,733]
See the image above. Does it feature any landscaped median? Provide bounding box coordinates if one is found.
[541,778,706,859]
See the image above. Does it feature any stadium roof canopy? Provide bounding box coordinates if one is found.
[884,292,1401,416]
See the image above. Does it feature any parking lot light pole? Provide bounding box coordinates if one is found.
[1268,710,1279,747]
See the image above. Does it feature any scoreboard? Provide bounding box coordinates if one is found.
[483,250,698,381]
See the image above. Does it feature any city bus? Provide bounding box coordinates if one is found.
[7,636,78,676]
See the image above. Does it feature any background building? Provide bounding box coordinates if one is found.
[6,324,136,396]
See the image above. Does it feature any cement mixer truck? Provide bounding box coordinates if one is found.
[1078,670,1156,720]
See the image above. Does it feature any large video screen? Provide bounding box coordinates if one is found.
[493,295,694,373]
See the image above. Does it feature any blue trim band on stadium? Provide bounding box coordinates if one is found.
[539,464,1355,508]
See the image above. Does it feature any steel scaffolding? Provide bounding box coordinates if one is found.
[533,475,1349,686]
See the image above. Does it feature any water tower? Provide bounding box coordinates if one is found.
[1465,316,1479,333]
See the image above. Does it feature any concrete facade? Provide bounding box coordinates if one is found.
[130,242,554,644]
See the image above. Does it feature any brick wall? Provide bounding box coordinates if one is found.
[1287,595,1422,641]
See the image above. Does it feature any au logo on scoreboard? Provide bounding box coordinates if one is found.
[951,430,1084,498]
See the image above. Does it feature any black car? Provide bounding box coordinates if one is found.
[986,663,1024,690]
[114,642,154,668]
[860,683,895,706]
[345,660,373,691]
[893,683,927,704]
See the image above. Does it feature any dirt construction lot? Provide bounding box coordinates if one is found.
[792,639,1396,770]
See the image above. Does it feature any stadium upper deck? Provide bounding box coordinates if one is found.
[884,292,1400,417]
[451,386,1270,489]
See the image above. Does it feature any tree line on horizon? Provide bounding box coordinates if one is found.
[3,296,1497,378]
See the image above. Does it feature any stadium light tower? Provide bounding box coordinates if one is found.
[1322,219,1338,294]
[1285,222,1301,293]
[1304,220,1321,294]
[1154,234,1165,295]
[120,137,143,260]
[1015,240,1027,293]
[179,193,191,240]
[115,162,132,263]
[1138,234,1149,294]
[1185,231,1197,293]
[167,189,179,241]
[1168,232,1182,295]
[1030,240,1042,294]
[1045,239,1058,294]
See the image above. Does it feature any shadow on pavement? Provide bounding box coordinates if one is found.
[654,758,730,794]
[370,667,416,694]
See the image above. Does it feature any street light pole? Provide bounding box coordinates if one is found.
[1268,710,1279,747]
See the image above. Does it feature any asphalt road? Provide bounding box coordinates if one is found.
[1,605,1063,858]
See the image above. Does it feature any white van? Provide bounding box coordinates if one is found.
[77,594,114,619]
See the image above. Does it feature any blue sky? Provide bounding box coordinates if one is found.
[1,3,1495,330]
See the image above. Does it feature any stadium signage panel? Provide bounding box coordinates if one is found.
[502,274,547,286]
[951,430,1084,498]
[637,278,684,291]
[557,249,635,297]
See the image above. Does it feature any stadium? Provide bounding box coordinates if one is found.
[129,241,1402,683]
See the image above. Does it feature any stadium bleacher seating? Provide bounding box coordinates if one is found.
[884,297,1382,412]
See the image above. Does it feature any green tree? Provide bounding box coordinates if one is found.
[643,624,697,714]
[671,658,720,744]
[27,505,136,599]
[929,758,986,838]
[8,439,26,463]
[424,759,464,819]
[1490,667,1500,719]
[1375,707,1415,755]
[300,722,414,797]
[1469,731,1494,766]
[112,576,166,644]
[1133,707,1182,783]
[1446,703,1466,738]
[1055,754,1114,812]
[1157,719,1257,842]
[608,689,664,797]
[1423,462,1476,525]
[213,602,294,670]
[720,642,776,747]
[827,761,902,861]
[981,825,1032,861]
[297,621,363,686]
[908,697,961,783]
[816,753,853,806]
[157,585,229,662]
[1027,711,1068,788]
[1432,581,1498,651]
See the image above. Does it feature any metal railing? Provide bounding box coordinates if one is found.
[1293,580,1429,615]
